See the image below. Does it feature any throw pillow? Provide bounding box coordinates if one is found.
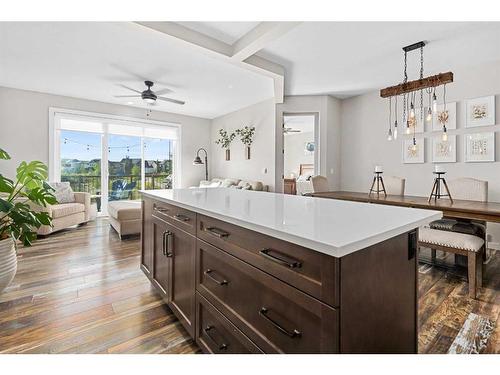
[49,182,75,204]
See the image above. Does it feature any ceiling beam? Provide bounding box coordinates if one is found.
[231,22,300,62]
[134,22,297,104]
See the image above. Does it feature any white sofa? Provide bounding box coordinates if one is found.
[197,178,269,191]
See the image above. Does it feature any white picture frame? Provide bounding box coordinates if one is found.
[402,138,425,164]
[464,132,495,162]
[465,96,496,128]
[432,135,456,163]
[432,102,457,131]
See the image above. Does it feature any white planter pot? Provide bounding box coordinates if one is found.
[0,238,17,294]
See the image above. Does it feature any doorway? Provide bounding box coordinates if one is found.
[282,113,319,195]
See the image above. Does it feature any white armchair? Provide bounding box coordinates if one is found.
[31,191,91,235]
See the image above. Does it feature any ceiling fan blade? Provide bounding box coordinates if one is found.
[114,95,141,98]
[154,87,173,95]
[117,84,142,94]
[157,96,186,105]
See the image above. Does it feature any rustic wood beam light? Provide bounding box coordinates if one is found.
[380,72,454,98]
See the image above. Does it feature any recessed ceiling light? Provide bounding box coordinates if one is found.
[126,101,133,105]
[228,84,234,89]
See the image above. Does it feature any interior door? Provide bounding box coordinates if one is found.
[152,215,171,299]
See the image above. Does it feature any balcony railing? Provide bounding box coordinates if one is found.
[61,173,172,201]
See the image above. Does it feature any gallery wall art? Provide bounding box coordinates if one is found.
[464,132,495,162]
[465,96,496,128]
[432,135,456,163]
[432,102,457,131]
[402,138,425,164]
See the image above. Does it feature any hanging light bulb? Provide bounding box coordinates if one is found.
[406,121,411,135]
[442,126,448,141]
[411,138,417,152]
[409,102,415,119]
[387,97,393,141]
[393,120,398,140]
[432,90,438,112]
[387,127,393,141]
[426,107,432,123]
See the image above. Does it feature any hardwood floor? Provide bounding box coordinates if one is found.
[0,218,498,354]
[0,219,198,354]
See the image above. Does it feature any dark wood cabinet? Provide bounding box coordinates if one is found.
[140,199,153,278]
[151,215,171,298]
[168,221,196,337]
[141,195,418,354]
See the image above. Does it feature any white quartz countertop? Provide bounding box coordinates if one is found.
[141,188,442,258]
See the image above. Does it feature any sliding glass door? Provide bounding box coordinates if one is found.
[51,109,179,216]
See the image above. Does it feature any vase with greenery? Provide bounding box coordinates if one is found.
[0,148,56,293]
[215,129,236,161]
[235,126,256,160]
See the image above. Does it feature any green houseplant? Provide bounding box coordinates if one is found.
[215,129,236,161]
[235,126,256,160]
[0,148,56,293]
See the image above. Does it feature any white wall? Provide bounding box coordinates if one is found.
[340,60,500,248]
[276,95,342,192]
[210,99,276,190]
[284,131,314,178]
[0,86,211,188]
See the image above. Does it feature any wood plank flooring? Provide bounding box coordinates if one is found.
[0,219,198,354]
[0,218,498,354]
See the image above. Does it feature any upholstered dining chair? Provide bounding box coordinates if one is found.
[418,177,488,299]
[310,175,329,193]
[383,176,406,196]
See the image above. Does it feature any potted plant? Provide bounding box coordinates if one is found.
[235,126,256,160]
[215,129,236,161]
[0,148,56,293]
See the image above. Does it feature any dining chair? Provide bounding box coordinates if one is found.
[383,176,406,196]
[418,177,488,299]
[310,175,329,193]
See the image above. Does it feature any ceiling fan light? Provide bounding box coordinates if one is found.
[144,97,156,104]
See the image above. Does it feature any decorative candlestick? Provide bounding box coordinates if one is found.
[369,166,387,197]
[428,166,453,203]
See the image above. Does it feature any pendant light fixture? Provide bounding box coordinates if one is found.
[441,84,448,141]
[380,41,454,142]
[387,97,393,141]
[393,95,398,140]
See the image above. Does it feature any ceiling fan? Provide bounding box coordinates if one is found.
[114,80,185,106]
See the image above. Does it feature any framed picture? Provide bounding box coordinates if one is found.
[432,102,457,131]
[432,135,456,163]
[402,138,425,164]
[464,132,495,162]
[465,96,496,128]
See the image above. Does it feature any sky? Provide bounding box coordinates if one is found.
[60,130,172,162]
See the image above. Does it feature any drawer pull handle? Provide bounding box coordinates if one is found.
[259,307,301,339]
[154,206,169,213]
[164,231,174,257]
[173,214,190,222]
[259,248,302,269]
[206,226,230,239]
[204,269,229,286]
[204,325,228,351]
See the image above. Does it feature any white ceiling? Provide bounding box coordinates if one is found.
[2,22,500,120]
[259,22,500,97]
[0,22,274,119]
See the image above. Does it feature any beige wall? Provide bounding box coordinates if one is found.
[210,98,276,190]
[339,60,500,248]
[0,86,211,188]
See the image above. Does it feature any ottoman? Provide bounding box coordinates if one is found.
[108,200,142,238]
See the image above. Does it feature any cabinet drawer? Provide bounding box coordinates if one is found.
[196,240,339,353]
[197,214,339,306]
[196,292,262,354]
[152,201,196,235]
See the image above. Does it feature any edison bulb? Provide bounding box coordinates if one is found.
[406,125,411,135]
[432,93,438,112]
[442,128,448,142]
[387,129,393,141]
[393,126,398,140]
[426,108,432,123]
[409,104,415,119]
[411,143,417,152]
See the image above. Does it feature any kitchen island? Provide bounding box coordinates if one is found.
[140,188,441,354]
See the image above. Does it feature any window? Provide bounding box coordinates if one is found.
[50,108,180,215]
